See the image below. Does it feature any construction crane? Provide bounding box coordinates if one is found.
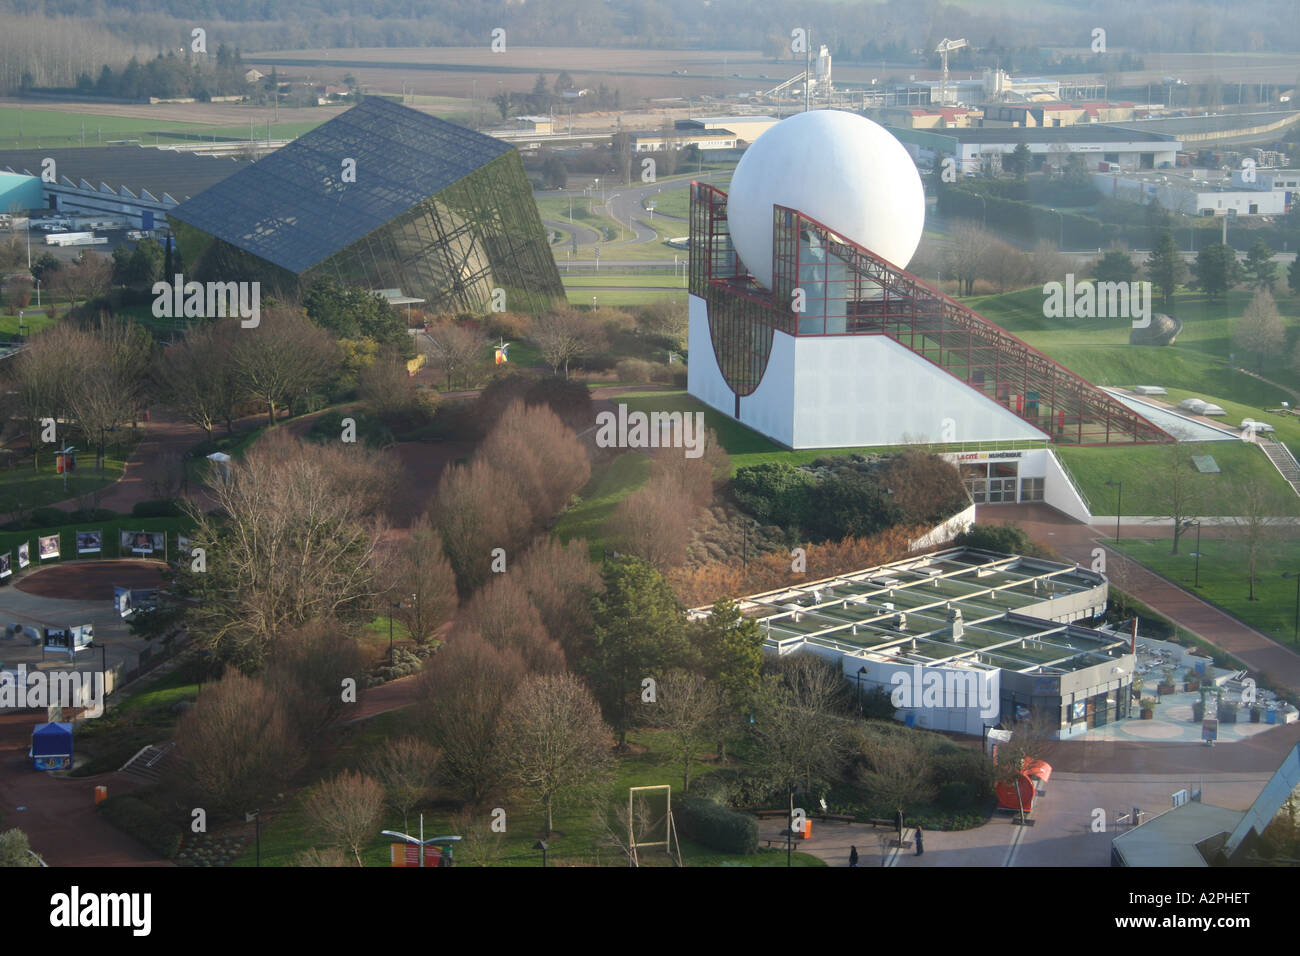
[764,71,806,99]
[934,37,968,106]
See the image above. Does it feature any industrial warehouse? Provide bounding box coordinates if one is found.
[692,547,1135,739]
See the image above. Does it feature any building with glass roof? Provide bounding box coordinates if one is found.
[691,547,1136,739]
[168,97,563,314]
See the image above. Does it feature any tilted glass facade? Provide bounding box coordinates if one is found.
[689,181,1172,446]
[169,98,563,314]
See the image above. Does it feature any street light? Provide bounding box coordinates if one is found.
[532,839,549,867]
[1049,207,1064,249]
[856,665,868,714]
[1105,479,1123,542]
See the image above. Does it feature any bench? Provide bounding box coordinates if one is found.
[753,809,790,820]
[815,813,856,825]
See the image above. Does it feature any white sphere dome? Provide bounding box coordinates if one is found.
[725,110,925,289]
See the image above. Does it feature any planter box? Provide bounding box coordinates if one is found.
[1140,709,1154,720]
[1192,703,1204,721]
[1250,709,1262,723]
[1220,707,1238,724]
[1185,680,1200,692]
[1157,683,1176,696]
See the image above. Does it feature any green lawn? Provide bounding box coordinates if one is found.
[231,720,824,868]
[1113,538,1300,647]
[554,450,651,558]
[0,454,128,514]
[563,275,687,289]
[568,288,685,306]
[0,313,55,337]
[0,106,326,150]
[1056,442,1300,517]
[966,287,1300,407]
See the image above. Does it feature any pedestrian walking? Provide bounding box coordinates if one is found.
[914,825,924,857]
[848,845,859,868]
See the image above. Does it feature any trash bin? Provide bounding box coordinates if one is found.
[94,785,108,804]
[801,819,812,840]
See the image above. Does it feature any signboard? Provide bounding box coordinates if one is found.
[38,535,60,561]
[1202,718,1219,742]
[17,542,29,569]
[1071,700,1086,721]
[114,587,131,617]
[955,451,1024,463]
[76,530,102,555]
[177,535,191,556]
[389,843,443,867]
[0,552,10,578]
[120,530,164,555]
[44,624,94,656]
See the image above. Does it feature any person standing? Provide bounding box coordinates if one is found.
[848,845,859,867]
[914,825,924,857]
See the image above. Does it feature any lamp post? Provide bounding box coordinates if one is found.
[856,665,867,714]
[1105,479,1122,542]
[1050,207,1064,249]
[532,839,549,867]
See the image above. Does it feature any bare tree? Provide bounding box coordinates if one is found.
[531,309,606,378]
[748,656,852,798]
[306,770,387,866]
[421,320,486,389]
[607,475,693,570]
[457,577,567,674]
[414,633,525,807]
[477,400,591,527]
[1227,475,1291,601]
[1232,289,1286,373]
[293,846,348,867]
[941,221,987,295]
[512,536,602,658]
[180,433,393,669]
[156,318,243,438]
[230,306,339,425]
[432,458,531,593]
[856,732,937,836]
[385,512,458,644]
[1145,444,1205,554]
[173,670,305,815]
[358,348,418,416]
[651,669,727,791]
[499,671,615,836]
[263,617,367,740]
[451,809,508,867]
[4,322,87,468]
[368,736,439,833]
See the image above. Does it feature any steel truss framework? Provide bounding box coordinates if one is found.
[688,181,1171,446]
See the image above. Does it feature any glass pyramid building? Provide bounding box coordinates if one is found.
[168,97,564,314]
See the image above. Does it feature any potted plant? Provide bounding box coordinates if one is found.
[1192,699,1204,721]
[1184,669,1200,692]
[1250,705,1262,723]
[1219,697,1238,724]
[1157,669,1177,696]
[1140,697,1156,719]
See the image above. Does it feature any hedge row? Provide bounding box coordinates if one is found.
[674,794,758,855]
[98,795,183,859]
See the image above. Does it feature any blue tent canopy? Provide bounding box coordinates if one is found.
[31,722,73,757]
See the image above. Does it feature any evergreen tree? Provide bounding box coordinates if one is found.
[1243,238,1276,291]
[1144,230,1186,310]
[1192,242,1244,300]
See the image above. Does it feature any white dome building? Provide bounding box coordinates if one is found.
[684,109,1169,467]
[725,110,925,289]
